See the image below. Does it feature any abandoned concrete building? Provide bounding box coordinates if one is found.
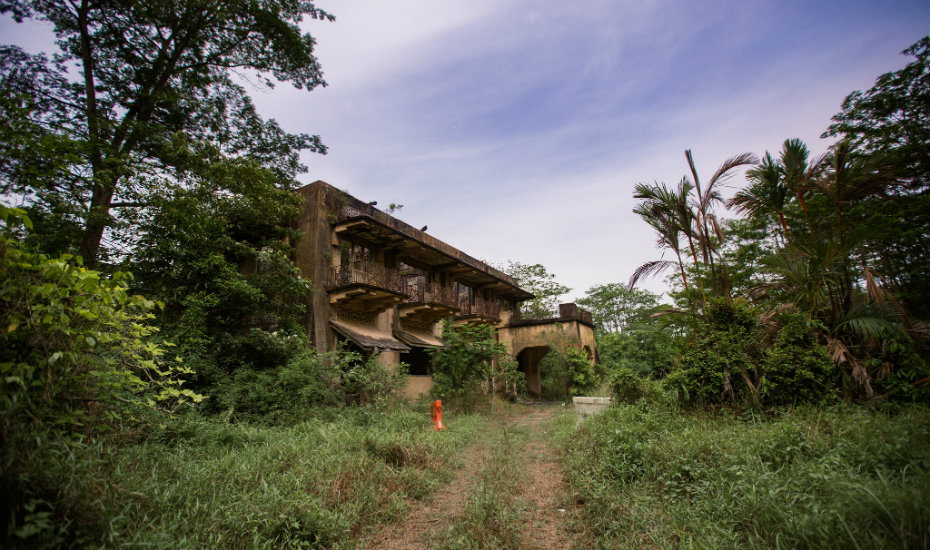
[293,181,597,398]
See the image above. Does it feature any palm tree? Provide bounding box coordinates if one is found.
[630,181,692,294]
[685,150,759,296]
[729,152,790,242]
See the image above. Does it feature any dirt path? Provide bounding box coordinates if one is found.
[360,404,576,549]
[509,406,577,550]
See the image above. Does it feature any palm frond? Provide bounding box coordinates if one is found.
[628,260,676,290]
[650,307,689,317]
[707,152,759,191]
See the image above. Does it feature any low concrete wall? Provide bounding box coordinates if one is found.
[572,396,612,423]
[404,375,433,399]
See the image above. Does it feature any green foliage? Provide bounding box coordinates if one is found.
[669,298,762,407]
[0,1,332,264]
[627,39,930,403]
[538,330,601,400]
[824,36,930,193]
[494,354,526,401]
[1,206,200,545]
[132,179,314,407]
[0,209,201,426]
[597,325,675,379]
[666,299,837,408]
[820,37,930,320]
[213,346,407,422]
[498,261,570,319]
[2,404,491,548]
[609,365,646,404]
[335,348,408,406]
[557,402,930,550]
[760,314,839,404]
[429,320,507,407]
[577,283,660,334]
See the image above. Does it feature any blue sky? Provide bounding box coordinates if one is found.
[2,0,927,300]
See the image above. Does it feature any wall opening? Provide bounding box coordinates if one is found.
[401,347,432,376]
[517,345,549,398]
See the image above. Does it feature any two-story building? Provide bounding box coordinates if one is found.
[293,181,596,398]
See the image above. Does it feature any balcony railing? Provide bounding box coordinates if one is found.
[457,296,501,320]
[327,264,409,296]
[405,282,460,310]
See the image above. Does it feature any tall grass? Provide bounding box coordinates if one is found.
[556,402,930,550]
[7,403,490,549]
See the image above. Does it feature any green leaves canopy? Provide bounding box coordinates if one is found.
[0,0,332,264]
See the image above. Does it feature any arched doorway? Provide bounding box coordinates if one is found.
[516,346,549,398]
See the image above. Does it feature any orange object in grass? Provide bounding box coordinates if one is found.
[430,400,445,431]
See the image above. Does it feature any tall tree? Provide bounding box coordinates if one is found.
[823,36,930,319]
[499,261,570,319]
[577,283,660,334]
[0,0,333,265]
[685,149,758,296]
[729,139,822,244]
[824,36,930,193]
[630,179,695,297]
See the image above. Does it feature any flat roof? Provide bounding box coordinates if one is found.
[299,181,534,301]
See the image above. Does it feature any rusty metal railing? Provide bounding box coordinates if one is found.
[457,296,501,319]
[327,264,410,296]
[404,281,460,310]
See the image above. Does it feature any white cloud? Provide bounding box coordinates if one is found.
[4,0,925,301]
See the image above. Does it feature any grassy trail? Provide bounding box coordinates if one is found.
[362,404,577,550]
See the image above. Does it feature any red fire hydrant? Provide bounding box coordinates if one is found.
[430,400,445,431]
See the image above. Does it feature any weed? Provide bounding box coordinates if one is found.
[557,402,930,549]
[4,404,490,548]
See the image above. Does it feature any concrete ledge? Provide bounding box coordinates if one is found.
[572,396,612,423]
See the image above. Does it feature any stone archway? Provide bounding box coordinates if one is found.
[517,345,549,398]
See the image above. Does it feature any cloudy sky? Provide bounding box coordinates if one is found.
[2,0,927,300]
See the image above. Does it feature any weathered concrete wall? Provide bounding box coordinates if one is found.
[573,396,612,423]
[498,320,597,365]
[295,181,599,401]
[404,375,433,399]
[295,183,337,354]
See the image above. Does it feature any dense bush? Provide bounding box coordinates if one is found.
[0,205,200,545]
[429,320,508,408]
[665,299,837,408]
[539,346,600,399]
[214,345,408,421]
[558,402,930,550]
[131,181,313,409]
[761,313,839,404]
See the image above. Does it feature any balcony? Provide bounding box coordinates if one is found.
[326,264,409,312]
[455,296,502,324]
[398,282,459,324]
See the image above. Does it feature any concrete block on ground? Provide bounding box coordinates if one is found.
[572,396,612,423]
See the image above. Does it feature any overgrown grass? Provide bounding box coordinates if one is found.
[556,402,930,549]
[7,403,490,549]
[433,424,527,550]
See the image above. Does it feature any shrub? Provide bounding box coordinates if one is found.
[334,347,408,405]
[540,346,600,399]
[610,365,645,403]
[760,313,838,404]
[494,355,526,401]
[0,205,200,545]
[429,320,505,408]
[666,299,838,408]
